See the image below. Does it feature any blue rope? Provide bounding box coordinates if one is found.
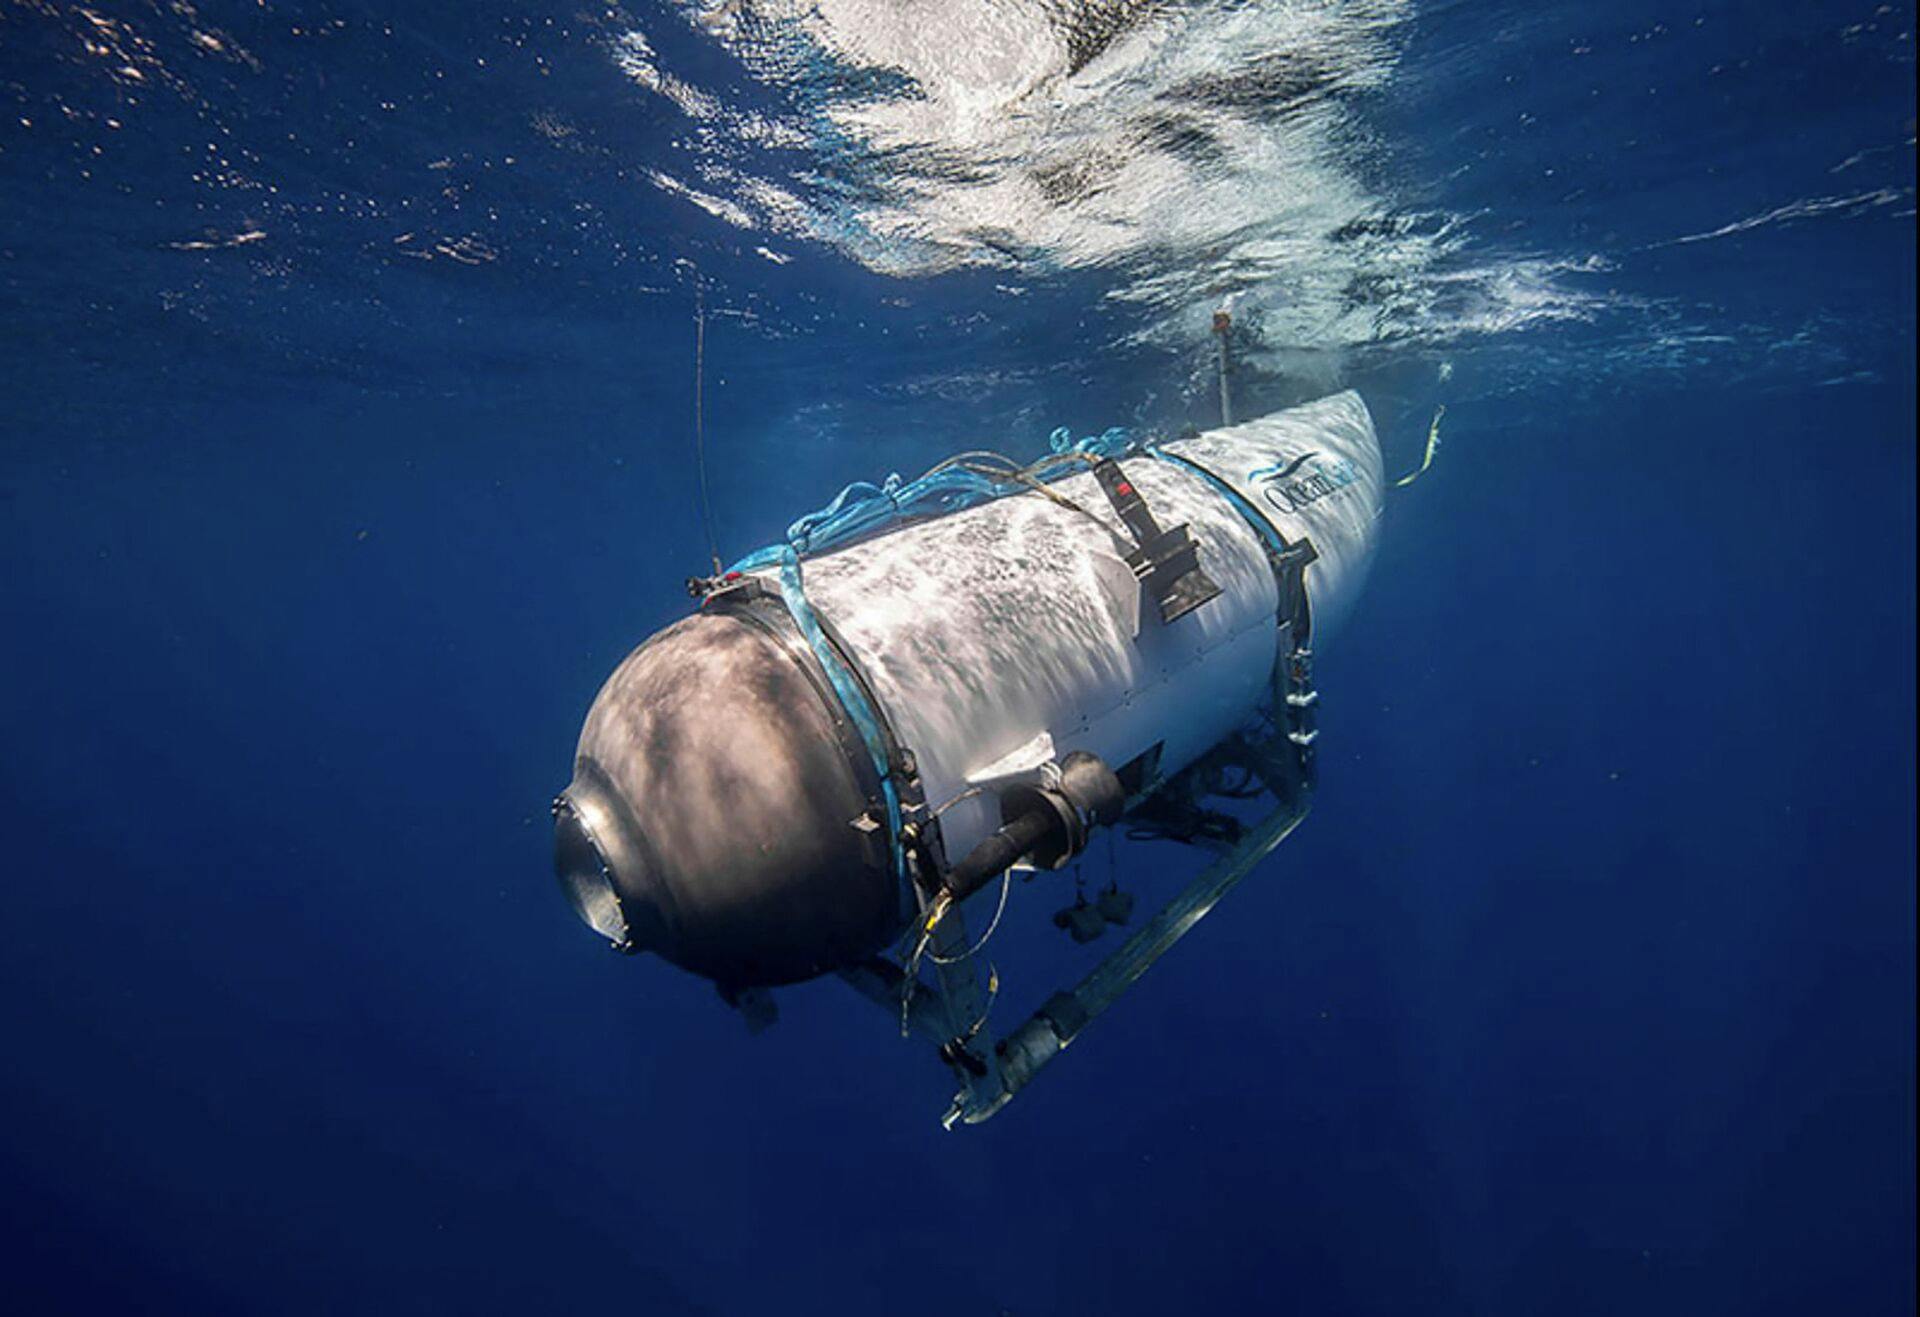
[728,467,1009,571]
[731,425,1140,573]
[1049,424,1135,460]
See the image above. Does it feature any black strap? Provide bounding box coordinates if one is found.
[1267,538,1320,792]
[1269,536,1318,648]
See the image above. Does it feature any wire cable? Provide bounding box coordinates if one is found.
[928,868,1013,965]
[692,280,722,575]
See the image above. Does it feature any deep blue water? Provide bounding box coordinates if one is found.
[2,3,1914,1314]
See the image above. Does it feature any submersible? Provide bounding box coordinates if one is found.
[553,391,1383,1123]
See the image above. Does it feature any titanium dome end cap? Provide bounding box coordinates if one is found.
[551,763,668,955]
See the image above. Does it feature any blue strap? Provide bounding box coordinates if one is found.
[768,547,909,889]
[1147,447,1292,560]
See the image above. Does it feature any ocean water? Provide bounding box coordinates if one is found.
[1,2,1913,1314]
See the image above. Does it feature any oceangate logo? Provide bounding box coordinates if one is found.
[1249,449,1360,514]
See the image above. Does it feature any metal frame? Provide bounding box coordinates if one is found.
[840,612,1320,1128]
[841,774,1308,1127]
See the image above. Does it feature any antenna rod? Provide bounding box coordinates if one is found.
[1211,306,1234,427]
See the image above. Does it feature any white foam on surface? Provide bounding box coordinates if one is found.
[610,1,1625,374]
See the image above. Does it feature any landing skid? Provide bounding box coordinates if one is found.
[840,730,1312,1128]
[842,598,1321,1128]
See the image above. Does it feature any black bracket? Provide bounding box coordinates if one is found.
[1092,457,1223,625]
[1266,537,1321,793]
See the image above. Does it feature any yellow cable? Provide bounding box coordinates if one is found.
[924,891,951,932]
